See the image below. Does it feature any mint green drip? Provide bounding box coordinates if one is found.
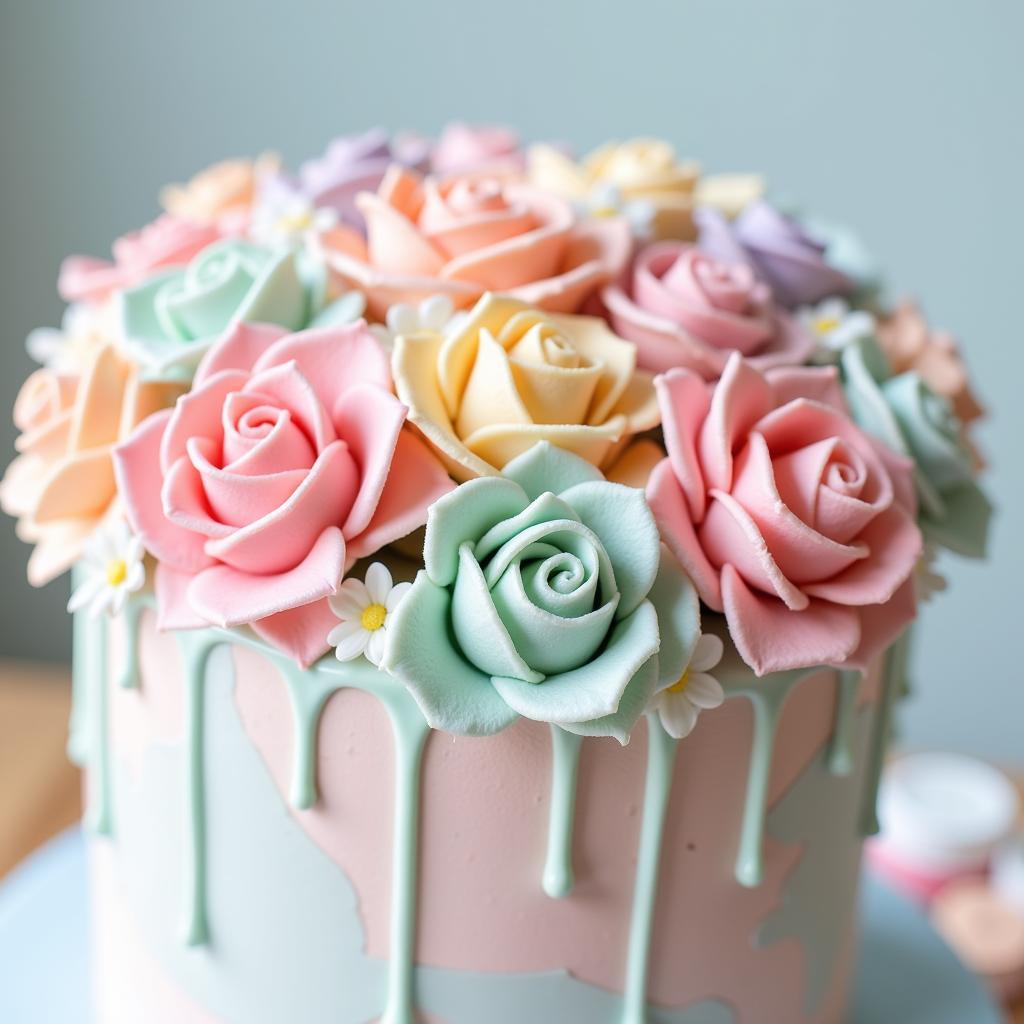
[117,600,144,690]
[620,713,678,1024]
[67,566,90,767]
[859,635,908,836]
[543,726,583,899]
[275,661,343,810]
[176,631,222,947]
[85,618,113,837]
[827,671,861,776]
[731,671,805,888]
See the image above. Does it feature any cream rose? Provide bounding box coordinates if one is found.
[528,138,700,241]
[392,293,660,480]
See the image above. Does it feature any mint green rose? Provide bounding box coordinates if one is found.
[841,336,992,557]
[119,238,364,377]
[382,442,700,741]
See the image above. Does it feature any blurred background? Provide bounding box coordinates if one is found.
[0,0,1020,786]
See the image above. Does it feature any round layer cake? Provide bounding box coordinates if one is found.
[75,599,897,1023]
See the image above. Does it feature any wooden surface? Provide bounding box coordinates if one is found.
[0,661,1020,1021]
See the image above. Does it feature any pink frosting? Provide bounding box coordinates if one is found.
[112,320,453,666]
[58,215,220,305]
[323,166,632,319]
[430,122,524,176]
[648,354,922,675]
[603,242,815,378]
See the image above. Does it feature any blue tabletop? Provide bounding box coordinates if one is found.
[0,828,1003,1023]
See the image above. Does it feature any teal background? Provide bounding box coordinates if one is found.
[0,0,1020,762]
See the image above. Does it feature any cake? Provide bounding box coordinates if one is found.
[2,124,992,1023]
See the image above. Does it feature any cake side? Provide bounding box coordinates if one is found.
[81,599,893,1024]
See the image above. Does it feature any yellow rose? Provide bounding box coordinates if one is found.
[528,138,700,241]
[392,293,660,480]
[160,153,279,226]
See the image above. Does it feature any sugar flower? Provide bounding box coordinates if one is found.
[797,297,877,361]
[323,165,630,320]
[648,353,922,676]
[697,200,852,309]
[67,518,146,619]
[653,631,725,739]
[840,336,992,558]
[113,319,453,667]
[391,292,660,481]
[529,138,699,242]
[603,242,815,378]
[328,562,412,666]
[383,442,701,742]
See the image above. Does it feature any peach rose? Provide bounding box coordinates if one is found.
[877,299,985,426]
[529,138,700,241]
[322,166,631,319]
[603,242,815,378]
[648,354,922,675]
[160,153,279,227]
[391,292,659,481]
[1,345,184,586]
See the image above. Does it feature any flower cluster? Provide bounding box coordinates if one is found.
[2,124,992,743]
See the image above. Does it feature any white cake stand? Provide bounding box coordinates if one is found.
[0,828,1003,1023]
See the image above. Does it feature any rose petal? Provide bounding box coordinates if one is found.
[194,322,290,383]
[655,368,710,520]
[114,410,214,574]
[189,526,346,627]
[721,564,860,676]
[250,597,342,668]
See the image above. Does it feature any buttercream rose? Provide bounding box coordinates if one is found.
[1,344,184,586]
[279,128,429,231]
[119,237,363,377]
[840,337,992,558]
[647,353,922,676]
[529,138,699,241]
[603,242,815,377]
[323,166,631,319]
[113,320,454,667]
[58,215,220,306]
[392,292,660,480]
[160,154,279,228]
[431,122,523,176]
[697,201,852,309]
[877,299,985,425]
[383,442,700,741]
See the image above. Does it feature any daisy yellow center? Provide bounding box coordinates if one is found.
[105,558,127,587]
[667,668,691,695]
[814,315,840,335]
[360,603,387,632]
[276,210,313,234]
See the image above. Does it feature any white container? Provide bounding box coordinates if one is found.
[877,752,1019,873]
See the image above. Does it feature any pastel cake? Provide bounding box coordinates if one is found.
[2,124,991,1023]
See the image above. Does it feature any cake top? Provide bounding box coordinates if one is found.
[1,124,992,743]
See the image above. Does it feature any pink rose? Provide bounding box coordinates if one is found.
[113,320,454,666]
[603,242,814,378]
[323,166,631,320]
[647,353,922,675]
[58,214,220,305]
[430,122,524,176]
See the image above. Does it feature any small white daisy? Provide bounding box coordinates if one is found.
[327,562,412,667]
[369,294,459,350]
[577,181,656,240]
[67,518,146,619]
[798,297,876,362]
[653,632,725,739]
[249,190,338,249]
[913,543,948,603]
